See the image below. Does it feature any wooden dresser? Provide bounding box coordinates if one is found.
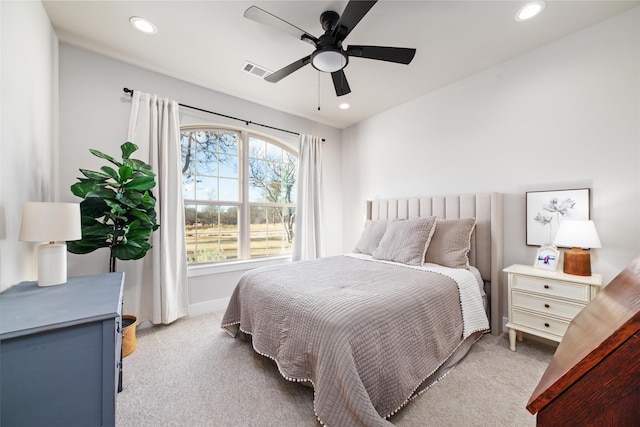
[527,257,640,425]
[0,273,124,427]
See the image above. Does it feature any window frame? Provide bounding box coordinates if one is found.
[181,124,298,267]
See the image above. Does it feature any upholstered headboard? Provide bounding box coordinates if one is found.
[366,193,504,335]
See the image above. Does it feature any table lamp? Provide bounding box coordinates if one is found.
[19,202,82,286]
[552,219,601,276]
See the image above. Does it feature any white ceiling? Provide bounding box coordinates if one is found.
[42,1,639,129]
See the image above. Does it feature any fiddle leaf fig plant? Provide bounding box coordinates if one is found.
[68,142,159,272]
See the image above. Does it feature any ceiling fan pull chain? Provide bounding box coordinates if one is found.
[317,71,321,111]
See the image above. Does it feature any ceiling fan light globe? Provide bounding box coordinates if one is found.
[311,49,348,73]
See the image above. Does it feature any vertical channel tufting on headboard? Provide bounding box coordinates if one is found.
[366,193,503,335]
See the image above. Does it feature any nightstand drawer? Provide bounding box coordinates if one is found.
[512,291,586,320]
[512,309,570,337]
[512,275,589,302]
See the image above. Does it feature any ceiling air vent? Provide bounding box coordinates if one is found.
[242,61,272,79]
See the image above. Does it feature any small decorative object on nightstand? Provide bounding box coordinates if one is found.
[504,264,602,351]
[534,245,559,271]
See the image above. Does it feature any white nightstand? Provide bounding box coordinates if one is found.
[503,264,602,351]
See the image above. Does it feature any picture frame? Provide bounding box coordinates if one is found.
[526,188,590,246]
[534,245,560,271]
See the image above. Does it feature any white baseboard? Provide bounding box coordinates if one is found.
[188,297,231,317]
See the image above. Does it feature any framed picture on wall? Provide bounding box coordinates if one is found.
[526,188,590,246]
[534,245,560,271]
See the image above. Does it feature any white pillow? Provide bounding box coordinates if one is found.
[372,216,437,265]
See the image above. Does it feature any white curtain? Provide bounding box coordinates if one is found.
[125,91,188,324]
[293,134,324,261]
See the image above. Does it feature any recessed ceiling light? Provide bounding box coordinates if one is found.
[339,103,350,110]
[515,1,546,22]
[129,16,157,35]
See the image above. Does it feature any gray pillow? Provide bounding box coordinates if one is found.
[424,218,476,269]
[354,219,388,255]
[372,216,437,265]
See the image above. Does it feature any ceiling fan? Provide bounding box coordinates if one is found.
[244,0,417,97]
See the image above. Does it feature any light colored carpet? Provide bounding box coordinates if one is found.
[116,311,554,426]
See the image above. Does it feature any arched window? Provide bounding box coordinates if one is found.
[181,126,297,264]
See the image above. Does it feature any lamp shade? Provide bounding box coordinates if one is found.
[553,220,601,249]
[19,202,82,243]
[19,202,81,287]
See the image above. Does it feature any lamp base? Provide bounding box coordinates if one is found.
[563,247,592,276]
[38,242,67,286]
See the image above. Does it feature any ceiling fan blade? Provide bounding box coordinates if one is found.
[264,56,311,83]
[331,70,351,97]
[244,6,318,46]
[332,0,377,42]
[346,45,416,64]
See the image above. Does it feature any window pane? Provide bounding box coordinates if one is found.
[218,154,238,178]
[266,142,283,162]
[181,133,195,181]
[248,180,267,203]
[190,233,239,263]
[185,204,239,264]
[218,131,239,155]
[248,158,265,181]
[195,176,218,201]
[183,178,196,200]
[250,206,295,258]
[194,149,218,176]
[266,181,283,202]
[195,133,216,152]
[219,178,239,202]
[249,137,265,159]
[289,184,297,203]
[263,160,278,182]
[185,204,197,264]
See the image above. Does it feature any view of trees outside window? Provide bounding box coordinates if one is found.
[181,128,296,264]
[248,136,297,259]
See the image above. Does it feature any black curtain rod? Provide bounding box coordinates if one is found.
[123,87,312,138]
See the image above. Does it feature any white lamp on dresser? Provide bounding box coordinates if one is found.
[19,202,82,286]
[552,219,601,276]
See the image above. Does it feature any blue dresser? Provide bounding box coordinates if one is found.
[0,273,124,427]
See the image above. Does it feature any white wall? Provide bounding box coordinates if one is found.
[342,7,640,315]
[57,44,342,313]
[0,1,58,291]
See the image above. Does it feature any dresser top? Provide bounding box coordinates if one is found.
[504,264,603,286]
[0,273,124,339]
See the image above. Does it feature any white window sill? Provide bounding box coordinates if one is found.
[187,256,293,278]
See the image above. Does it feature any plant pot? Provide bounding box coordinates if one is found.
[122,315,137,357]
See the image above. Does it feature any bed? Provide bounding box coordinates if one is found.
[222,193,503,426]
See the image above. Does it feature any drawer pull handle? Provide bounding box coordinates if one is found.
[544,323,550,328]
[544,304,550,308]
[544,284,550,289]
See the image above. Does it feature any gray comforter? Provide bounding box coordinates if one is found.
[221,255,487,426]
